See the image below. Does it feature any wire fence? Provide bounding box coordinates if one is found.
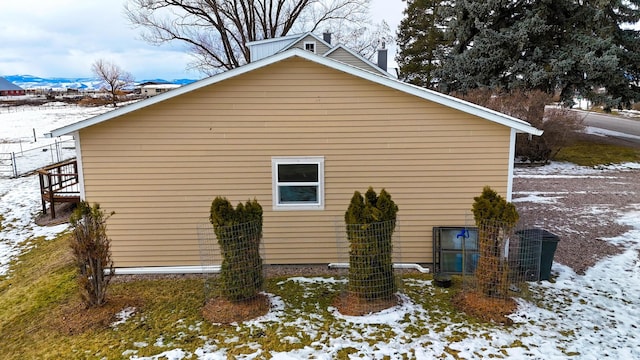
[197,220,264,303]
[0,138,76,178]
[334,219,403,315]
[0,102,82,113]
[461,220,543,300]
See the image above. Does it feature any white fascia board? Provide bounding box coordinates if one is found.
[506,128,517,202]
[73,131,86,200]
[47,47,543,138]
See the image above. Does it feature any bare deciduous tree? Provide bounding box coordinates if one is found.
[91,59,134,107]
[124,0,389,75]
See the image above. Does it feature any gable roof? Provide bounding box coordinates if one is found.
[279,32,332,52]
[246,33,307,62]
[46,48,542,137]
[248,32,389,76]
[322,44,389,76]
[0,77,25,91]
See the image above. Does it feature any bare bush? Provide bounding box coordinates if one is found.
[519,107,584,163]
[455,89,583,163]
[69,201,115,307]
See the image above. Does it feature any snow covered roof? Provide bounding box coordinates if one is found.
[47,48,542,137]
[0,76,24,91]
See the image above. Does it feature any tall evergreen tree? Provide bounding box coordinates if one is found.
[396,0,451,88]
[399,0,640,108]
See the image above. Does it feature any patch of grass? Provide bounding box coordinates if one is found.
[0,233,77,358]
[554,141,640,166]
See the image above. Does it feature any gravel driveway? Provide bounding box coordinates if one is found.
[512,162,640,274]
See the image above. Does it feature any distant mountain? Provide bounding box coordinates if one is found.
[1,75,197,90]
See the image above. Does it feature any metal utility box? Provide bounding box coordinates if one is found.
[516,228,560,281]
[433,226,479,274]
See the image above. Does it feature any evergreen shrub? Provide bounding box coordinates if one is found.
[209,197,263,302]
[471,186,519,298]
[345,187,398,300]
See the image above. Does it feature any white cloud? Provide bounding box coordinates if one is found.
[0,0,405,79]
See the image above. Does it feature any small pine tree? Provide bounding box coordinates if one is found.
[345,187,398,300]
[69,201,114,307]
[210,197,263,302]
[472,186,519,298]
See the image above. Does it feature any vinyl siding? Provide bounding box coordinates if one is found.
[78,57,512,268]
[325,47,380,73]
[290,34,331,54]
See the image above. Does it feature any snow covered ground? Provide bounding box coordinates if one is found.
[1,105,639,359]
[0,104,115,272]
[0,103,116,177]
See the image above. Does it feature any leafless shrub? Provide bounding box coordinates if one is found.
[69,201,115,307]
[455,88,584,163]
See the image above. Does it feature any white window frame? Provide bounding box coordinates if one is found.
[272,156,324,210]
[303,41,316,53]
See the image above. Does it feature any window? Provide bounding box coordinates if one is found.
[304,41,316,53]
[272,157,324,210]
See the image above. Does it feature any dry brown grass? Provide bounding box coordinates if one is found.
[202,294,270,324]
[51,294,142,335]
[452,290,517,325]
[332,292,400,316]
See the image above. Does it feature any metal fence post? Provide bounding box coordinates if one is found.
[11,152,17,178]
[55,139,60,163]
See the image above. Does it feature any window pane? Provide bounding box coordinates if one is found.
[279,186,318,203]
[278,164,318,182]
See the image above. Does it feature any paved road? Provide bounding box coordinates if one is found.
[571,110,640,145]
[574,110,640,146]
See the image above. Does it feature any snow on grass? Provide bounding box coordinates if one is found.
[0,175,68,275]
[112,307,137,328]
[0,104,114,150]
[0,103,118,273]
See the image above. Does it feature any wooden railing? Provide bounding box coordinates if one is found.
[38,159,80,219]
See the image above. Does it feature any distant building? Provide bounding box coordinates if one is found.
[0,77,26,96]
[140,83,181,97]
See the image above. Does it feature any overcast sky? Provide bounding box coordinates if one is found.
[0,0,405,80]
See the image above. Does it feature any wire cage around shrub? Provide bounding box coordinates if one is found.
[197,220,265,303]
[461,219,543,301]
[334,219,404,315]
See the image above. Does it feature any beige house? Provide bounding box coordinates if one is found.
[48,34,541,274]
[140,83,182,98]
